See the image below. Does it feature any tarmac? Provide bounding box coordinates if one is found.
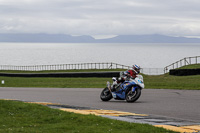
[1,87,200,133]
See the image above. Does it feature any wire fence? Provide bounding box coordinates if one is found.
[141,68,164,75]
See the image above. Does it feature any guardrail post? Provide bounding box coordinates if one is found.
[184,58,187,65]
[108,63,112,69]
[180,59,182,67]
[196,56,198,64]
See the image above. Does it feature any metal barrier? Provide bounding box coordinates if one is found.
[0,62,131,71]
[0,72,121,78]
[0,62,165,75]
[4,57,199,75]
[164,56,200,73]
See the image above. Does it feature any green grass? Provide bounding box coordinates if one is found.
[0,74,200,89]
[143,74,200,90]
[177,64,200,69]
[0,77,112,88]
[0,66,200,89]
[0,100,176,133]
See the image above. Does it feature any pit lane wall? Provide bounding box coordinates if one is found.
[169,69,200,76]
[0,72,120,78]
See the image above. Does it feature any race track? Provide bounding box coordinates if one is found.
[0,87,199,122]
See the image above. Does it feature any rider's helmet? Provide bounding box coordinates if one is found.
[132,64,140,74]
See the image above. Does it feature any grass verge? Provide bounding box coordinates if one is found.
[0,100,176,133]
[143,74,200,90]
[177,64,200,69]
[0,74,200,89]
[0,77,111,88]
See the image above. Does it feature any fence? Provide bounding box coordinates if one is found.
[3,57,198,75]
[164,56,200,73]
[0,62,164,75]
[0,62,131,71]
[141,68,164,75]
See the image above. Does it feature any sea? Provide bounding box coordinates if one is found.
[0,43,200,69]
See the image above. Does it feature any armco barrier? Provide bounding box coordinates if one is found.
[169,69,200,76]
[0,72,120,78]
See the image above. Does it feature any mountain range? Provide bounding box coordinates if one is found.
[1,33,200,43]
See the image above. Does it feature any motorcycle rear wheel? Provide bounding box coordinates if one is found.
[100,87,113,101]
[125,87,141,103]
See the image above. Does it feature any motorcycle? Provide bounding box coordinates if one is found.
[100,74,144,103]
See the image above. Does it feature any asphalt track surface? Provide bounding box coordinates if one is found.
[0,87,200,122]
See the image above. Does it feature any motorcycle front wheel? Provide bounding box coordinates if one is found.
[125,87,141,103]
[100,87,113,101]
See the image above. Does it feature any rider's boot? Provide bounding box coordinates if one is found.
[111,85,116,92]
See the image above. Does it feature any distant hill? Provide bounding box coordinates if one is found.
[0,33,95,43]
[1,33,200,43]
[96,34,200,43]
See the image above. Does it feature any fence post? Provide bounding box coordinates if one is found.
[184,58,186,66]
[110,63,112,69]
[180,59,182,67]
[196,56,198,64]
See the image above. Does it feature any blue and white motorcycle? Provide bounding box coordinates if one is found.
[100,74,144,103]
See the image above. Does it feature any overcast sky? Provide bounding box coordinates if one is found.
[1,0,200,38]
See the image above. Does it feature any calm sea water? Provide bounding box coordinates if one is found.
[0,43,199,68]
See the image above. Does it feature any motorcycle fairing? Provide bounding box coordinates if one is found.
[112,80,136,100]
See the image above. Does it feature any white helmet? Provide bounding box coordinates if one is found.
[132,64,140,73]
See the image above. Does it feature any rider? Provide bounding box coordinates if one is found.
[111,64,141,91]
[118,64,141,83]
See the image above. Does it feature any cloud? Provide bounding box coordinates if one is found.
[1,0,200,36]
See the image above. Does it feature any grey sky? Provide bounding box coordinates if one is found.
[1,0,200,38]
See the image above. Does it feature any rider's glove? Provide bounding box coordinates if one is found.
[112,77,117,81]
